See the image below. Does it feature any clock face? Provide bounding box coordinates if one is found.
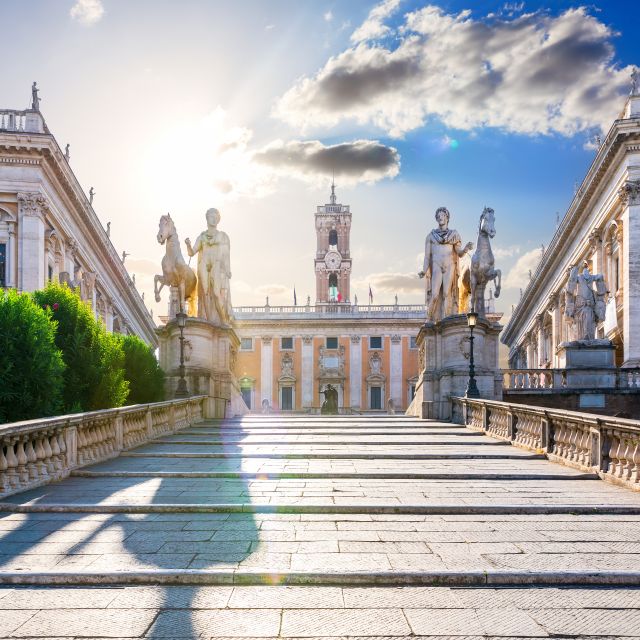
[325,250,342,270]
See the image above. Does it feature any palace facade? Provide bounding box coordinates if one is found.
[502,90,640,372]
[234,188,423,412]
[0,97,157,345]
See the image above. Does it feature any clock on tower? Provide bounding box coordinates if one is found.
[314,181,352,303]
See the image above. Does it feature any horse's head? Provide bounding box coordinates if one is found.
[157,213,175,245]
[479,207,496,238]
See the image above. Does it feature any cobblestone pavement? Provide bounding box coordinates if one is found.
[1,415,640,638]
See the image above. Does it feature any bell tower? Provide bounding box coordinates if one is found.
[314,181,352,303]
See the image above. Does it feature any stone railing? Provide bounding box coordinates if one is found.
[0,396,206,498]
[451,397,640,491]
[0,109,46,134]
[233,304,427,319]
[503,368,640,390]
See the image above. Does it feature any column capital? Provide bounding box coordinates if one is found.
[261,335,272,345]
[618,180,640,207]
[17,191,49,220]
[350,335,361,343]
[302,335,313,345]
[390,334,402,343]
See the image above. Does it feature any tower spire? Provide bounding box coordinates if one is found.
[330,172,337,205]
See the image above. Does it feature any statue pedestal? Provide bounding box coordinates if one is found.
[157,317,247,419]
[406,314,503,420]
[556,340,616,388]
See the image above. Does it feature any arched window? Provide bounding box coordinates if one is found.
[328,273,338,288]
[328,229,338,248]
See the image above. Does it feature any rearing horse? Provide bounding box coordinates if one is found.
[460,207,501,316]
[154,214,197,314]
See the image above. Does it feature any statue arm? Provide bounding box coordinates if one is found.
[419,236,431,278]
[186,234,202,258]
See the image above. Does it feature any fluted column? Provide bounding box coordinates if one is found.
[17,192,48,292]
[260,336,273,407]
[349,336,362,409]
[301,336,314,408]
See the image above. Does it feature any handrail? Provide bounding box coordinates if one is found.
[451,396,640,491]
[503,368,640,390]
[0,395,207,498]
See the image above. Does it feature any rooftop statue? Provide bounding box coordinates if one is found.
[564,261,607,342]
[631,67,639,96]
[31,82,40,111]
[185,207,233,325]
[418,207,473,321]
[154,213,197,316]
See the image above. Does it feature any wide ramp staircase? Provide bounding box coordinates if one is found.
[1,413,640,638]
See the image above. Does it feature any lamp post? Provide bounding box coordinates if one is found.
[465,310,480,398]
[175,311,189,398]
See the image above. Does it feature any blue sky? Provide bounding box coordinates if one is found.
[2,0,639,319]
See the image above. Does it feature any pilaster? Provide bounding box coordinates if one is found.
[17,192,48,292]
[390,334,402,407]
[301,335,314,408]
[260,336,273,407]
[349,335,362,410]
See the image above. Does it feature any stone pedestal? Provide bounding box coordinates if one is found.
[556,340,616,388]
[406,314,503,420]
[157,317,247,419]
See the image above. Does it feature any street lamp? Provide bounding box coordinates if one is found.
[465,310,480,398]
[174,311,189,398]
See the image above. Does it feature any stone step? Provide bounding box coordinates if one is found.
[1,569,639,587]
[182,429,480,435]
[120,450,518,459]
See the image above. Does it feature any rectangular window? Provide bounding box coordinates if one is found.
[48,264,54,281]
[281,386,293,410]
[410,336,417,349]
[240,337,253,350]
[369,336,382,349]
[410,385,416,401]
[326,337,338,350]
[0,243,6,287]
[241,387,252,410]
[370,386,382,410]
[281,337,293,350]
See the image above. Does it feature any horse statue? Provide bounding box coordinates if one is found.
[459,207,501,316]
[154,213,197,316]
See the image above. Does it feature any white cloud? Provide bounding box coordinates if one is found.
[265,24,275,31]
[324,10,333,23]
[257,284,290,297]
[276,5,631,138]
[70,0,104,25]
[351,0,402,43]
[493,245,521,259]
[504,248,540,289]
[353,271,423,295]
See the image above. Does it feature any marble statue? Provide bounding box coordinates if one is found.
[31,82,40,111]
[321,384,339,415]
[64,144,70,161]
[154,213,197,316]
[564,261,607,341]
[89,187,95,204]
[459,207,501,316]
[631,67,639,95]
[185,208,233,325]
[419,207,473,321]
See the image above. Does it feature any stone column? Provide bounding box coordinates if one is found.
[301,336,314,408]
[536,316,545,367]
[6,220,16,288]
[349,335,362,409]
[260,336,273,407]
[589,229,603,274]
[526,336,535,369]
[549,294,561,367]
[390,334,402,407]
[17,192,48,292]
[619,180,640,366]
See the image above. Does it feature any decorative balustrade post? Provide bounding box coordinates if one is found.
[114,412,124,452]
[507,411,515,441]
[145,408,154,439]
[540,416,550,452]
[65,424,78,469]
[169,403,176,433]
[482,404,489,431]
[590,423,603,470]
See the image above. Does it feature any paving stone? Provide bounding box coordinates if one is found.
[281,608,411,636]
[108,586,233,609]
[529,608,640,636]
[148,608,281,637]
[342,587,463,609]
[13,608,156,637]
[0,587,119,609]
[404,608,485,635]
[228,586,343,609]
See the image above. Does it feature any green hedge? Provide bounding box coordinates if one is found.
[32,282,129,413]
[119,334,165,404]
[0,289,65,422]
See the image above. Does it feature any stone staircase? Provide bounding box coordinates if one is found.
[1,414,640,638]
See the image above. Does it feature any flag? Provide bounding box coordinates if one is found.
[368,284,373,304]
[293,286,297,306]
[337,291,342,302]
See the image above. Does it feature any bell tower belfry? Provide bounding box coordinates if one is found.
[314,181,352,303]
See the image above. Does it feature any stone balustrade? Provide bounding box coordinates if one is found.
[503,367,640,390]
[0,109,46,134]
[452,397,640,491]
[0,396,206,498]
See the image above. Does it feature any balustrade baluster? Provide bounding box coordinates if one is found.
[25,439,38,480]
[42,434,54,475]
[50,431,62,474]
[5,441,20,488]
[15,439,29,484]
[34,437,47,478]
[0,444,10,494]
[56,432,67,469]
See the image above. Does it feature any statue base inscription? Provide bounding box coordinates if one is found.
[406,314,503,420]
[157,317,247,419]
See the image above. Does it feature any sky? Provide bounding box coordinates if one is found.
[2,0,639,322]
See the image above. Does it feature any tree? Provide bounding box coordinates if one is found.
[32,282,128,412]
[119,334,165,404]
[0,289,65,422]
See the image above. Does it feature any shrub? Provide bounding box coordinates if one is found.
[119,334,165,404]
[0,289,65,422]
[32,282,128,412]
